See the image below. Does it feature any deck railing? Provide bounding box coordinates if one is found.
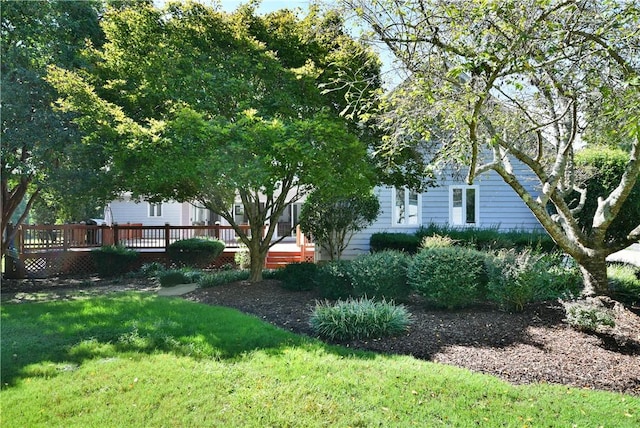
[16,223,257,253]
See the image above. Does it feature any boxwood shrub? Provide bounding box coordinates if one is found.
[92,245,139,277]
[278,262,318,291]
[348,250,412,301]
[315,260,355,299]
[408,246,489,309]
[369,232,420,254]
[167,237,225,268]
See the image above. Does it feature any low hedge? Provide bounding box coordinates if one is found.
[369,232,420,254]
[167,237,225,268]
[92,245,139,277]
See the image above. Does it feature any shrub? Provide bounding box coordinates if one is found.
[416,224,556,252]
[562,298,615,332]
[315,260,355,299]
[167,238,225,268]
[139,262,166,278]
[369,232,420,254]
[487,250,583,311]
[420,234,456,249]
[278,262,318,291]
[348,251,412,301]
[487,249,542,311]
[158,268,202,287]
[309,297,412,341]
[197,270,250,288]
[408,247,488,309]
[608,264,640,305]
[91,245,139,277]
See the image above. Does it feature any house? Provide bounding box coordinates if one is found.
[106,193,304,241]
[338,166,544,259]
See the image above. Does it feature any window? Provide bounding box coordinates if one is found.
[450,186,478,226]
[148,203,162,217]
[393,187,420,225]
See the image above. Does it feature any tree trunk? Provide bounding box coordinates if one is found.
[577,254,610,297]
[248,240,267,282]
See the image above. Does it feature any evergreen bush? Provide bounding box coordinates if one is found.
[91,245,139,277]
[348,251,411,301]
[278,262,318,291]
[315,260,355,299]
[167,237,225,268]
[369,232,420,254]
[408,247,488,309]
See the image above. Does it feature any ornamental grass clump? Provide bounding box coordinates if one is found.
[309,297,412,341]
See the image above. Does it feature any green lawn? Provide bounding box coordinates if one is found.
[1,293,638,427]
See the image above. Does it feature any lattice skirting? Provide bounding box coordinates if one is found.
[13,250,243,278]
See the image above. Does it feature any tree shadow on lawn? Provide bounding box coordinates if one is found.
[0,292,372,389]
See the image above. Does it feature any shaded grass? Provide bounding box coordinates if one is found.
[1,294,639,427]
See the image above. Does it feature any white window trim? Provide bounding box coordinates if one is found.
[449,185,479,227]
[391,187,422,227]
[148,202,163,218]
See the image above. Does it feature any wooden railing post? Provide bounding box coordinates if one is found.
[164,223,171,251]
[113,223,120,246]
[214,222,220,239]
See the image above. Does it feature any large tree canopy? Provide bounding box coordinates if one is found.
[47,2,380,281]
[344,0,640,296]
[1,0,107,258]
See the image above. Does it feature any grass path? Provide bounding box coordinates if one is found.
[2,293,638,427]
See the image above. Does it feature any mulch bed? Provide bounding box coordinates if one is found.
[2,277,639,396]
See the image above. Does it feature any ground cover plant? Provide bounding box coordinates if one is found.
[2,294,638,427]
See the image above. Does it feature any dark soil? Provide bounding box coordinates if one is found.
[2,276,639,396]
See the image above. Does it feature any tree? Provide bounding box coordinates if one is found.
[47,2,379,281]
[344,0,640,296]
[299,190,380,260]
[1,0,107,258]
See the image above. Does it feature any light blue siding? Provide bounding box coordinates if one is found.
[341,167,544,259]
[108,198,187,226]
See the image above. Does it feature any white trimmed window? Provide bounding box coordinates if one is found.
[450,186,479,226]
[393,187,420,226]
[148,202,163,217]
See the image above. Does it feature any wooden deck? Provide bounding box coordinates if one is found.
[4,223,314,278]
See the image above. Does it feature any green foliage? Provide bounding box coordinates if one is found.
[420,234,456,249]
[91,245,139,277]
[562,299,616,333]
[315,260,355,299]
[408,247,488,309]
[571,147,640,243]
[369,232,420,254]
[348,251,412,301]
[139,262,166,278]
[167,238,225,268]
[608,264,640,305]
[45,2,379,283]
[309,297,412,341]
[158,268,203,287]
[197,270,250,288]
[485,249,581,311]
[299,191,380,260]
[416,224,556,252]
[278,262,318,291]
